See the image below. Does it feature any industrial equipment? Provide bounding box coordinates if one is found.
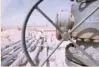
[21,0,99,66]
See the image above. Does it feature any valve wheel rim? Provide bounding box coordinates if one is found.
[22,0,44,66]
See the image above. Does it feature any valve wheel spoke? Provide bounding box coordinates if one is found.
[69,4,99,33]
[36,7,62,33]
[41,38,65,66]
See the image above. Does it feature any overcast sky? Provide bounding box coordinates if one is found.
[2,0,72,27]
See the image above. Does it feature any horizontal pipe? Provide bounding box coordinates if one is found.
[10,39,39,66]
[2,48,22,66]
[10,53,26,66]
[1,37,30,51]
[10,39,44,66]
[1,37,31,51]
[1,38,34,66]
[1,37,32,57]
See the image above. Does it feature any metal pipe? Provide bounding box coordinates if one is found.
[2,48,22,66]
[10,53,26,66]
[1,38,34,66]
[1,37,32,57]
[41,38,65,66]
[10,38,43,66]
[1,37,31,52]
[1,37,30,51]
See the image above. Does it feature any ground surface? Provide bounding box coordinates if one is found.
[1,28,99,67]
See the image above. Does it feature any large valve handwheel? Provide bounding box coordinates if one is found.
[22,0,99,66]
[22,0,43,66]
[22,0,62,66]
